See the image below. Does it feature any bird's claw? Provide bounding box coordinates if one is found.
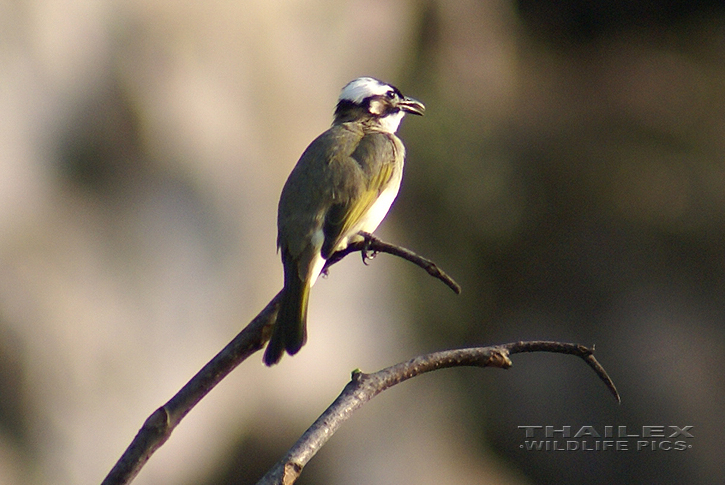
[359,232,377,265]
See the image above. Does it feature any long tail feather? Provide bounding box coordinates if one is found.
[263,262,309,366]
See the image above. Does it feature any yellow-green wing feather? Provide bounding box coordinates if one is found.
[321,157,395,258]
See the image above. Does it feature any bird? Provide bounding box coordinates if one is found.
[263,76,425,366]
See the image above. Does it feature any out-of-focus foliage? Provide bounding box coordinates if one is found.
[0,1,722,485]
[397,1,725,484]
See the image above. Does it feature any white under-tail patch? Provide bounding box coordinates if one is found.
[308,253,326,287]
[308,228,326,287]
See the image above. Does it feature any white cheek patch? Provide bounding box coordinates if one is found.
[368,99,386,115]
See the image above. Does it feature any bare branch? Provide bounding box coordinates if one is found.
[324,232,462,294]
[257,342,620,485]
[101,236,458,485]
[505,341,620,402]
[101,293,280,485]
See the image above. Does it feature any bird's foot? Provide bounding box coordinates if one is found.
[358,231,378,265]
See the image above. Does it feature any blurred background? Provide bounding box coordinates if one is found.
[1,0,723,484]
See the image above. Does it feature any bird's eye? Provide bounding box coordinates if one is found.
[386,90,396,99]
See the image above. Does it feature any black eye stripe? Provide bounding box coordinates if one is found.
[365,94,393,105]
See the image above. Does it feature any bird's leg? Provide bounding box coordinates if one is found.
[358,231,378,265]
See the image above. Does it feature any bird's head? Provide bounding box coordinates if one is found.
[334,77,425,133]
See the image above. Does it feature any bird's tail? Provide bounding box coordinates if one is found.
[263,263,309,366]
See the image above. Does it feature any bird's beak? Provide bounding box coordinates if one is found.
[399,96,425,116]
